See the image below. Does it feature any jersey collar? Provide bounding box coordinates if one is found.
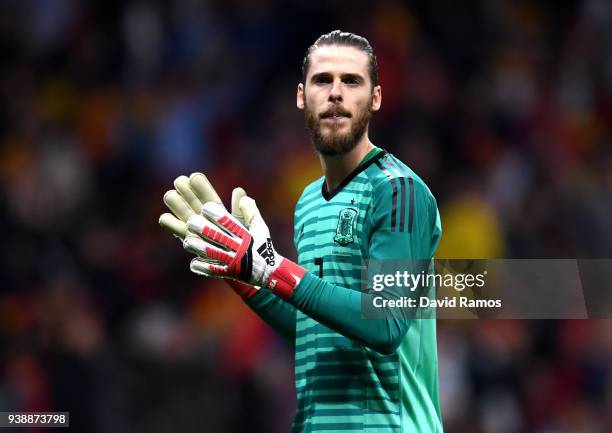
[321,149,386,201]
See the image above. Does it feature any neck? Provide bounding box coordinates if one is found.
[319,134,375,192]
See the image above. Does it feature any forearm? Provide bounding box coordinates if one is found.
[229,281,296,343]
[287,272,410,355]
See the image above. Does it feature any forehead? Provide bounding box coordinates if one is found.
[307,45,370,79]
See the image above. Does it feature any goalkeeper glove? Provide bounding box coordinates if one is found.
[159,172,245,238]
[159,173,259,299]
[184,196,306,300]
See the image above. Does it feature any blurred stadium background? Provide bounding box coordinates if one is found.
[1,0,612,432]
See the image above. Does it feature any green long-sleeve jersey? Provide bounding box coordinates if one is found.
[245,148,443,432]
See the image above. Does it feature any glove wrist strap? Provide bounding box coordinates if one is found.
[265,258,306,300]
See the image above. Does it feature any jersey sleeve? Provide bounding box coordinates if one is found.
[243,289,296,344]
[369,175,441,260]
[287,176,441,354]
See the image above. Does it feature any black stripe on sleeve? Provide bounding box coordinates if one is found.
[408,177,414,234]
[398,177,407,232]
[375,160,398,231]
[387,155,415,233]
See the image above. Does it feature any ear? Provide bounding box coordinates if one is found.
[297,83,305,110]
[371,85,382,112]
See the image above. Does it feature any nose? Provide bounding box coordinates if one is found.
[329,78,343,103]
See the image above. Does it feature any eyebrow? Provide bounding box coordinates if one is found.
[310,72,365,83]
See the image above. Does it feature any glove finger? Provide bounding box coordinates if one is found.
[190,257,228,277]
[183,234,210,258]
[163,190,195,222]
[201,202,249,239]
[184,235,236,265]
[159,213,187,238]
[187,213,242,251]
[231,187,247,225]
[189,173,224,208]
[238,196,261,227]
[174,175,204,213]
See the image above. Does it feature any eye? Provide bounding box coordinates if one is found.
[313,75,331,84]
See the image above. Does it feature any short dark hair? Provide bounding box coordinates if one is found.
[302,30,378,87]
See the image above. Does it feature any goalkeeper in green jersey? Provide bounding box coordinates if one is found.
[160,30,443,433]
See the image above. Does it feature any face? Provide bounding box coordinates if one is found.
[297,45,381,156]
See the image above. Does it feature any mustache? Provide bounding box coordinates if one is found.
[319,107,352,118]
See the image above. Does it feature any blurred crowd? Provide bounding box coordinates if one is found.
[1,0,611,432]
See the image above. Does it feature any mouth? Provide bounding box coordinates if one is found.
[322,114,349,121]
[320,111,351,121]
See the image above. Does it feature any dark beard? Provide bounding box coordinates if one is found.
[304,99,372,156]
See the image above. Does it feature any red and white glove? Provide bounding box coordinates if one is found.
[159,173,259,299]
[184,196,306,300]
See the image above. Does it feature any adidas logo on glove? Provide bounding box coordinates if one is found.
[258,239,276,266]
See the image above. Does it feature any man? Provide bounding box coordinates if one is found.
[160,30,443,433]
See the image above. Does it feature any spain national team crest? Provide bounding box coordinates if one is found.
[334,208,357,246]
